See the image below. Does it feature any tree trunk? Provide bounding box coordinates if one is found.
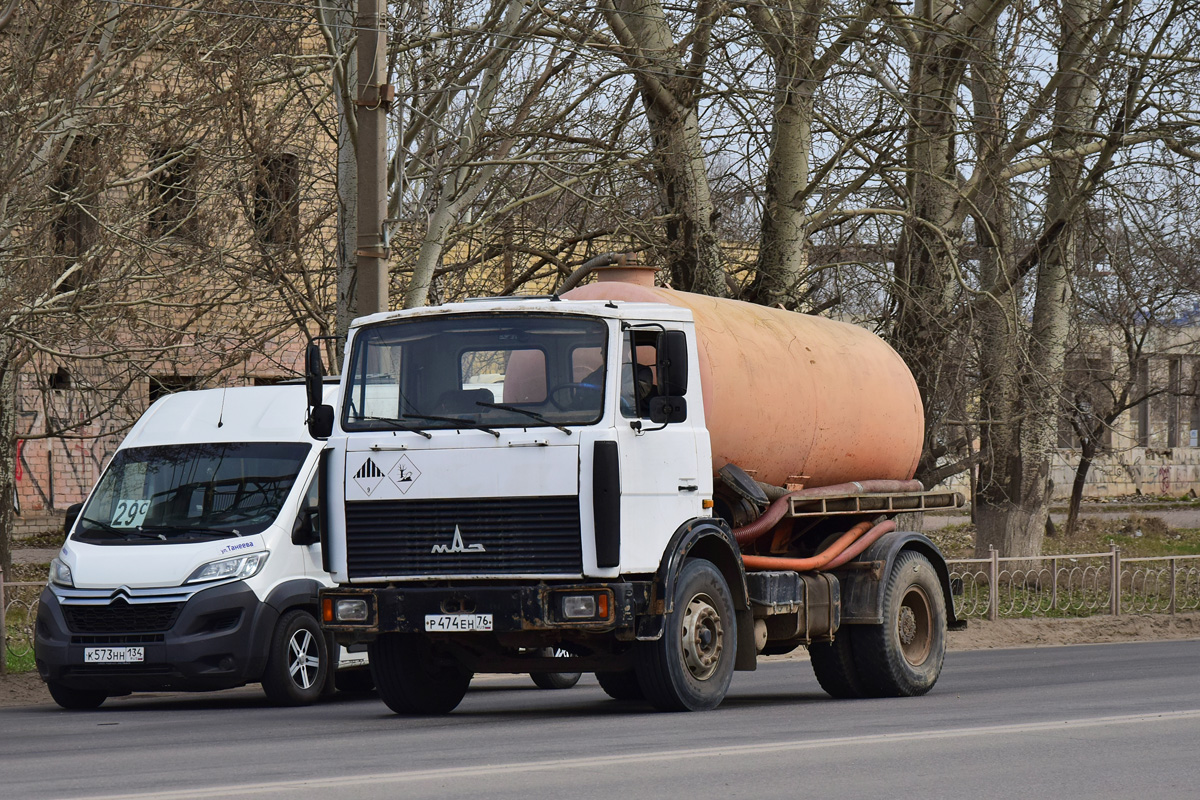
[978,0,1097,558]
[1065,436,1097,536]
[602,0,725,296]
[746,0,821,307]
[970,19,1027,557]
[0,345,17,580]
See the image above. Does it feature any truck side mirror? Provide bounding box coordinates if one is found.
[649,395,687,424]
[305,341,325,407]
[307,404,334,439]
[657,330,688,396]
[64,502,83,535]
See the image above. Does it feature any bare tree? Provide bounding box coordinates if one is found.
[0,0,339,574]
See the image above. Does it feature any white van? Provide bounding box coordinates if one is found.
[34,383,370,708]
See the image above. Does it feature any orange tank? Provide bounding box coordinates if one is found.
[564,266,923,488]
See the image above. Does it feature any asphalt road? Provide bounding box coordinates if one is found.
[3,640,1199,800]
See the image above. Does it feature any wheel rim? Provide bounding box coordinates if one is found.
[680,592,724,681]
[897,584,933,667]
[288,628,321,689]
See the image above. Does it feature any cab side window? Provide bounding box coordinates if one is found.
[620,333,659,419]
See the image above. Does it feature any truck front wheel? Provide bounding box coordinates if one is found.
[853,550,947,697]
[636,558,737,711]
[369,633,472,715]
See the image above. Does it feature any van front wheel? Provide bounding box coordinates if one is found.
[262,609,329,706]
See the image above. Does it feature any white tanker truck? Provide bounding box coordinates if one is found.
[311,262,964,713]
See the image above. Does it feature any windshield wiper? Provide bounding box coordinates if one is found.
[404,413,500,438]
[138,525,240,539]
[350,415,433,439]
[474,401,572,435]
[77,518,166,541]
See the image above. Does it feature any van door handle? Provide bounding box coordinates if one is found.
[678,485,698,492]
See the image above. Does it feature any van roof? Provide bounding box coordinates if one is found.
[123,383,335,448]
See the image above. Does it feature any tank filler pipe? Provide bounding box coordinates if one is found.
[731,479,922,546]
[555,252,633,294]
[740,521,872,572]
[740,519,897,573]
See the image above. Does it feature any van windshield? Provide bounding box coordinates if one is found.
[74,442,311,543]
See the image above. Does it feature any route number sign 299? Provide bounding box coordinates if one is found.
[109,499,151,528]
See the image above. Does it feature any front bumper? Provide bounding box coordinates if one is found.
[34,581,276,694]
[321,581,654,641]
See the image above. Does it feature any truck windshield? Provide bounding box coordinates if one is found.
[343,313,608,432]
[73,442,311,543]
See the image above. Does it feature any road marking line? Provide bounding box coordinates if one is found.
[76,708,1200,800]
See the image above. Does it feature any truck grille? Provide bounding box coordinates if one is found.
[345,496,582,577]
[62,601,183,634]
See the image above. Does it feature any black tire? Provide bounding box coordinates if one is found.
[369,633,472,715]
[531,671,582,690]
[261,609,329,706]
[808,632,865,699]
[530,647,581,689]
[635,558,737,711]
[335,667,376,694]
[595,670,644,701]
[853,550,947,697]
[46,682,107,710]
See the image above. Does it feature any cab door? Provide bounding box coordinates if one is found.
[613,326,705,572]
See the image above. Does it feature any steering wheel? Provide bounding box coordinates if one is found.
[548,382,603,411]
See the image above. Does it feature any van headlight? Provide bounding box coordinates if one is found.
[49,558,74,588]
[185,552,269,584]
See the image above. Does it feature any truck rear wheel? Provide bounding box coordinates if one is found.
[636,558,736,711]
[47,682,107,710]
[262,609,329,706]
[369,633,472,715]
[809,633,865,699]
[853,550,946,697]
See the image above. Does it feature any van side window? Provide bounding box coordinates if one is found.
[303,474,320,540]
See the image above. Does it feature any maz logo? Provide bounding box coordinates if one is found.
[431,525,486,554]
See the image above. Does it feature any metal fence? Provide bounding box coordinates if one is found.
[5,548,1200,671]
[947,546,1200,620]
[1,574,42,675]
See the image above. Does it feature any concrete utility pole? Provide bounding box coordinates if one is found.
[355,0,391,316]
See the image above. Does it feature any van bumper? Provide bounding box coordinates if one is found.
[34,581,276,694]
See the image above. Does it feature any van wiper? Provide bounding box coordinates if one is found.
[138,525,240,539]
[77,518,166,541]
[353,415,432,439]
[474,401,571,435]
[404,413,501,438]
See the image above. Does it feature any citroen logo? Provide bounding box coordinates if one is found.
[431,525,486,554]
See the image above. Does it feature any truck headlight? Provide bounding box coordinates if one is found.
[185,552,268,584]
[49,558,73,588]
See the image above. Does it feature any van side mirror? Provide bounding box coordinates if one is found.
[657,330,688,396]
[64,502,84,535]
[292,508,320,546]
[305,341,325,407]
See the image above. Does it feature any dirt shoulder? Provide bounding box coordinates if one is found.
[6,612,1199,709]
